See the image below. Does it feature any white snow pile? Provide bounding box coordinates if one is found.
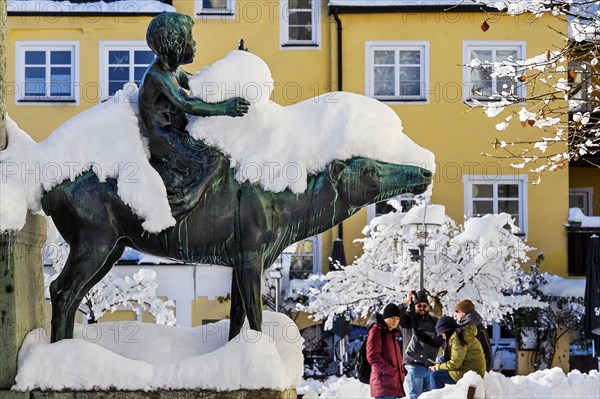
[300,369,600,399]
[187,50,435,194]
[7,0,175,13]
[0,92,175,234]
[14,311,303,391]
[568,208,600,228]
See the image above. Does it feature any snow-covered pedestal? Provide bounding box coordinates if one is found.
[0,213,46,390]
[9,312,302,398]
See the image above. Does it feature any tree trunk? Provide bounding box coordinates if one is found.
[0,0,7,151]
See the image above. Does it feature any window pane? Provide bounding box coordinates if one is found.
[498,184,519,198]
[25,82,45,97]
[25,67,45,80]
[498,200,519,216]
[472,50,492,63]
[473,184,493,198]
[471,68,493,97]
[203,0,227,10]
[473,200,493,215]
[109,66,129,81]
[296,239,314,254]
[134,51,154,65]
[289,10,312,25]
[50,67,71,97]
[375,201,395,216]
[50,51,71,65]
[497,76,513,94]
[399,50,420,64]
[288,26,312,41]
[374,50,395,65]
[109,51,130,65]
[399,66,420,82]
[25,51,45,65]
[290,0,312,9]
[399,82,420,96]
[109,82,125,96]
[134,67,147,84]
[497,50,518,62]
[374,66,395,96]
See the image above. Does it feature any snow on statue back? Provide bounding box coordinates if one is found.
[187,51,435,194]
[0,88,175,233]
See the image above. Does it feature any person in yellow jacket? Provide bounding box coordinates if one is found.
[428,316,486,389]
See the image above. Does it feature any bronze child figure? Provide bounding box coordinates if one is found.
[138,12,250,215]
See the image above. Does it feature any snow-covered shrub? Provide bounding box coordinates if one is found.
[44,240,176,325]
[301,202,542,330]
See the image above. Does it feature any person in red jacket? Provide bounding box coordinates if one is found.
[367,303,406,399]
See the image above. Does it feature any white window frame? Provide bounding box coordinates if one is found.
[463,174,528,234]
[194,0,235,17]
[367,194,417,224]
[463,41,526,103]
[283,235,322,280]
[569,187,594,215]
[15,41,80,105]
[365,41,430,103]
[99,41,155,102]
[280,0,321,49]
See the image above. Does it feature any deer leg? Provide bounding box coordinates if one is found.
[50,239,124,342]
[228,267,246,341]
[239,251,264,333]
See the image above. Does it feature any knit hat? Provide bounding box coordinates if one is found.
[382,303,402,319]
[436,315,459,336]
[455,300,475,314]
[414,291,429,305]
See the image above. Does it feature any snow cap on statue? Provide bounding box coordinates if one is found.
[382,303,402,319]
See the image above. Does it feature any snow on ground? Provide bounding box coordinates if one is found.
[7,0,175,13]
[299,369,600,399]
[14,311,303,391]
[187,50,435,194]
[1,51,434,233]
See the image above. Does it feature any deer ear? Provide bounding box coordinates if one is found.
[329,160,346,184]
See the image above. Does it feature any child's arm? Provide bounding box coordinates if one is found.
[153,72,249,117]
[176,67,192,90]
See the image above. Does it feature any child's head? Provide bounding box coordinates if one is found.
[147,13,195,67]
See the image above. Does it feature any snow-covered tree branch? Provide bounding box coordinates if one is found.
[44,240,176,325]
[468,0,600,181]
[300,202,543,330]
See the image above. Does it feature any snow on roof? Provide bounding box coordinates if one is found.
[568,208,600,228]
[7,0,175,13]
[540,274,586,298]
[14,312,304,391]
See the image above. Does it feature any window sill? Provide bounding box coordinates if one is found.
[196,12,234,16]
[281,43,319,48]
[18,99,76,104]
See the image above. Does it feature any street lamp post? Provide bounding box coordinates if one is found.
[415,225,429,292]
[402,202,443,292]
[268,266,282,312]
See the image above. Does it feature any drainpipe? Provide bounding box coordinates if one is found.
[332,8,343,91]
[331,8,344,252]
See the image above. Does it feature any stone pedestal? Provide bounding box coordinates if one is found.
[0,214,47,389]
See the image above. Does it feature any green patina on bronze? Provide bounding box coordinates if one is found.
[41,13,433,343]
